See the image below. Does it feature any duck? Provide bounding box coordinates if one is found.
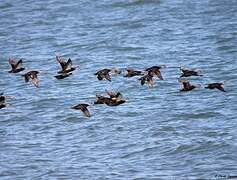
[94,91,126,106]
[124,68,143,77]
[22,70,39,88]
[205,83,226,92]
[180,67,202,77]
[8,58,25,73]
[139,74,154,88]
[94,94,111,104]
[94,68,122,81]
[56,56,77,74]
[179,79,200,92]
[94,68,112,81]
[105,99,126,106]
[71,103,91,117]
[145,65,165,80]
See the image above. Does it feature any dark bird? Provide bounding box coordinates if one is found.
[94,92,126,106]
[22,70,39,88]
[179,79,200,92]
[105,99,126,106]
[180,67,202,77]
[55,73,72,80]
[8,58,25,73]
[56,56,77,74]
[71,103,91,117]
[94,94,111,104]
[139,74,154,88]
[105,90,122,99]
[124,68,143,77]
[94,69,111,81]
[0,93,6,109]
[145,65,165,80]
[205,83,226,92]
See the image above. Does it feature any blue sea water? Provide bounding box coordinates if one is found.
[0,0,237,179]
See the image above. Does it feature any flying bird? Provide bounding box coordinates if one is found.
[8,58,25,73]
[205,83,226,92]
[180,67,202,77]
[94,92,126,106]
[179,79,200,92]
[105,99,126,106]
[94,94,111,104]
[124,68,143,77]
[56,56,77,74]
[145,65,165,80]
[94,69,112,81]
[71,103,91,117]
[22,70,40,88]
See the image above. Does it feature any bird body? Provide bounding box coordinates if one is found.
[55,73,72,79]
[94,69,111,81]
[180,67,202,77]
[205,83,226,92]
[124,68,143,77]
[56,56,77,74]
[179,79,198,92]
[94,91,126,106]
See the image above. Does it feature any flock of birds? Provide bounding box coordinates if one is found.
[0,56,226,117]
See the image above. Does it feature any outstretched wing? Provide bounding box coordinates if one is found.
[155,70,163,80]
[106,90,115,97]
[8,59,16,70]
[56,56,67,70]
[16,59,23,69]
[216,85,226,92]
[147,79,154,88]
[65,58,72,70]
[81,107,91,117]
[31,75,39,88]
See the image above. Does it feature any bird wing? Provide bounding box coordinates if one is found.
[216,85,226,92]
[106,90,115,98]
[81,107,91,117]
[31,75,39,88]
[8,59,16,70]
[16,59,23,69]
[147,79,154,88]
[155,70,163,80]
[56,56,67,70]
[65,58,72,70]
